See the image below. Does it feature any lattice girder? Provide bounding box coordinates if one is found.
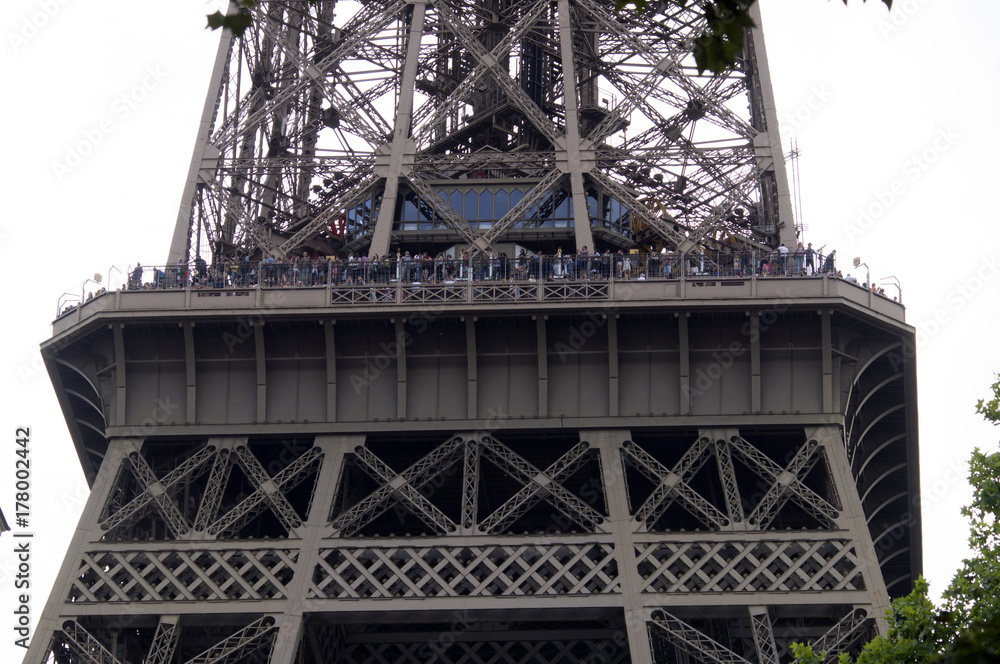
[310,542,619,599]
[749,607,780,664]
[478,436,606,534]
[55,620,123,664]
[649,611,752,664]
[69,548,298,603]
[731,437,840,530]
[811,609,871,663]
[622,438,729,531]
[184,616,277,664]
[635,539,865,594]
[100,443,216,539]
[205,445,322,538]
[145,616,181,664]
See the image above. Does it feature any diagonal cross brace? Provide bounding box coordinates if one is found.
[125,449,190,538]
[58,620,123,664]
[623,438,729,530]
[329,437,465,536]
[421,0,561,146]
[208,446,323,537]
[649,611,752,664]
[100,445,216,537]
[480,169,565,250]
[478,438,605,533]
[183,616,277,664]
[733,438,839,529]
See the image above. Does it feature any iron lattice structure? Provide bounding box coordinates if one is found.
[34,2,921,664]
[168,0,794,264]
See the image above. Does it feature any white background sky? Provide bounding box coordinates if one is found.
[0,1,997,662]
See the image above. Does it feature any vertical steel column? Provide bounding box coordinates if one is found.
[588,429,653,664]
[368,0,429,257]
[268,434,363,664]
[809,424,892,633]
[556,0,596,253]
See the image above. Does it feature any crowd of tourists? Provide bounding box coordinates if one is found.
[121,242,842,291]
[60,242,898,316]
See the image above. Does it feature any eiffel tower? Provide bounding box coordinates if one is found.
[35,1,919,663]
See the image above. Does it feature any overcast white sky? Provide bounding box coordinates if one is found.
[1,1,998,662]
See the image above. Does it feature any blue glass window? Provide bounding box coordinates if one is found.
[495,189,508,218]
[464,190,478,220]
[479,190,493,220]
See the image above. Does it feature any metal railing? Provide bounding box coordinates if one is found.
[56,250,889,318]
[118,251,838,291]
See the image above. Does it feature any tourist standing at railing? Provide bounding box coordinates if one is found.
[794,242,805,276]
[805,243,815,275]
[577,246,589,280]
[777,244,789,275]
[130,263,143,290]
[823,249,836,274]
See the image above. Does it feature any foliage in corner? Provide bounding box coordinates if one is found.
[976,374,1000,425]
[793,377,1000,663]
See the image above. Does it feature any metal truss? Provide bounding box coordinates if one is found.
[749,607,779,664]
[68,548,298,603]
[185,616,277,664]
[173,0,793,263]
[649,611,752,664]
[339,636,629,664]
[311,542,619,599]
[730,436,840,530]
[635,539,864,594]
[329,433,606,537]
[55,620,123,664]
[145,617,180,664]
[208,445,323,538]
[478,435,606,534]
[810,609,871,663]
[622,437,730,531]
[99,442,216,540]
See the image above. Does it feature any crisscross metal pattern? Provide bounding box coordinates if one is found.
[649,611,752,664]
[635,539,864,593]
[68,548,298,602]
[340,638,629,664]
[310,543,619,599]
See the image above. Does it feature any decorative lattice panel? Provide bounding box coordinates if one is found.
[67,549,298,602]
[310,543,619,599]
[635,539,864,593]
[339,639,629,664]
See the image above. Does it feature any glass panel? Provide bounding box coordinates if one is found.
[450,190,463,215]
[554,191,569,219]
[404,196,418,222]
[464,190,478,220]
[479,189,493,220]
[495,189,508,219]
[510,189,524,228]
